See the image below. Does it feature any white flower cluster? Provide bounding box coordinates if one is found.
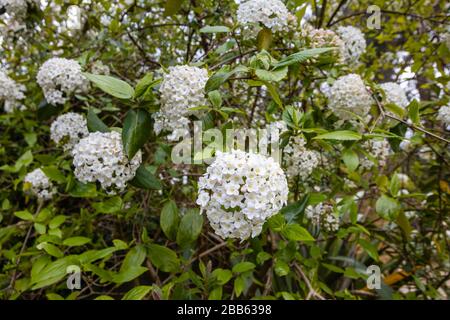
[328,74,372,121]
[236,0,289,31]
[335,26,366,64]
[305,203,339,232]
[0,0,33,19]
[0,69,25,113]
[24,168,56,200]
[437,104,450,128]
[154,65,208,141]
[72,131,142,193]
[37,57,89,105]
[283,136,320,181]
[302,26,345,61]
[90,60,110,75]
[361,139,391,169]
[50,112,89,152]
[196,150,288,240]
[399,128,414,151]
[380,82,409,109]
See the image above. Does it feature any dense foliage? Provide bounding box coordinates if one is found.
[0,0,449,300]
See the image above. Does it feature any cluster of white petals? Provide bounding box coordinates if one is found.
[72,131,142,194]
[37,57,89,105]
[90,61,110,75]
[196,150,288,240]
[302,26,345,61]
[24,168,56,200]
[154,65,208,141]
[335,26,366,64]
[283,136,320,181]
[50,112,89,151]
[0,69,25,113]
[380,82,409,109]
[399,128,414,151]
[328,74,372,121]
[236,0,289,31]
[361,139,391,169]
[0,0,34,19]
[305,203,339,232]
[437,104,450,128]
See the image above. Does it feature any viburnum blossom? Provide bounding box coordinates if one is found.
[0,69,25,113]
[361,139,391,169]
[154,65,208,141]
[236,0,289,31]
[400,128,415,151]
[72,131,142,194]
[301,25,345,61]
[0,0,36,19]
[196,150,288,240]
[328,74,372,121]
[305,203,339,232]
[380,82,409,109]
[23,168,56,200]
[50,112,89,152]
[335,26,366,64]
[37,57,89,105]
[283,136,320,181]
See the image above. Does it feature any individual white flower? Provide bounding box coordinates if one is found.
[50,112,89,151]
[24,168,56,200]
[380,82,409,109]
[0,69,25,113]
[301,25,345,61]
[305,203,339,232]
[437,104,450,129]
[283,136,320,181]
[155,65,208,141]
[37,57,89,105]
[335,26,366,64]
[236,0,289,31]
[399,128,414,151]
[197,150,288,240]
[360,139,391,169]
[328,74,372,121]
[72,131,142,194]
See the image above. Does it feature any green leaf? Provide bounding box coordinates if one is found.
[396,211,412,239]
[199,25,230,33]
[31,257,75,290]
[37,99,63,120]
[314,130,362,141]
[147,244,180,273]
[342,149,359,171]
[205,65,248,92]
[274,48,335,68]
[122,109,152,159]
[49,215,66,229]
[389,173,400,197]
[282,106,303,128]
[38,243,64,258]
[208,286,222,300]
[160,200,179,241]
[208,90,222,108]
[42,166,66,183]
[14,210,34,221]
[176,210,203,246]
[233,276,245,297]
[135,73,156,99]
[87,108,109,133]
[255,67,288,82]
[1,150,33,173]
[212,269,233,285]
[122,286,152,300]
[257,27,272,51]
[92,196,123,214]
[121,245,147,272]
[129,165,163,190]
[112,266,148,284]
[83,73,134,99]
[274,260,290,277]
[358,239,379,261]
[281,224,314,242]
[376,194,400,220]
[408,99,420,124]
[69,181,97,198]
[63,236,91,247]
[280,195,309,223]
[232,262,255,274]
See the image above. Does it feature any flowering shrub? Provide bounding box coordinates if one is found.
[0,0,449,301]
